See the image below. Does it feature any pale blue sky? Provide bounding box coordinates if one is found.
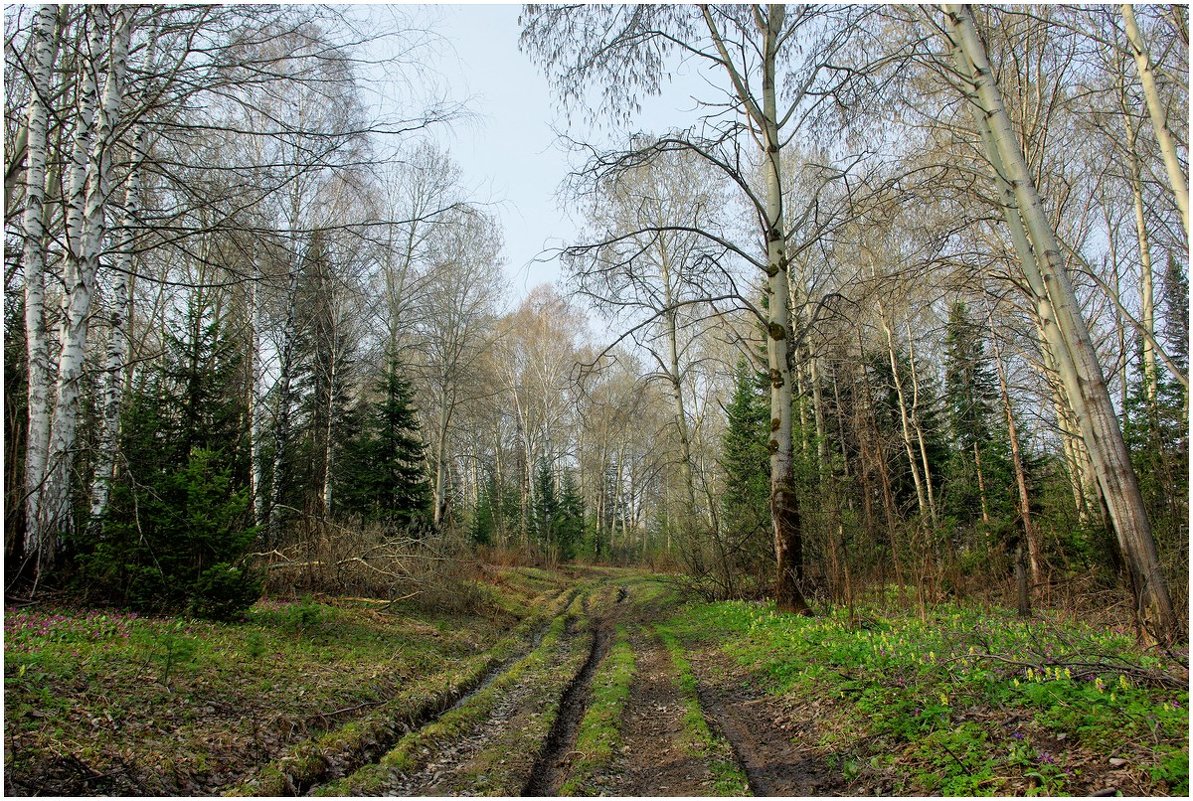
[425,4,575,297]
[388,3,716,304]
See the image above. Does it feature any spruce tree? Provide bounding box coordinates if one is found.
[531,458,559,549]
[942,301,1011,525]
[337,359,432,532]
[557,468,584,560]
[86,291,259,618]
[720,359,770,546]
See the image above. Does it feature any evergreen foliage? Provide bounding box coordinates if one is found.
[84,294,260,619]
[720,359,771,547]
[529,459,583,560]
[336,359,433,532]
[942,302,1013,527]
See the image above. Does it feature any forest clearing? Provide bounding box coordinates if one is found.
[3,4,1190,797]
[4,567,1188,796]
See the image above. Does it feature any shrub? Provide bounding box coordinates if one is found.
[85,449,260,618]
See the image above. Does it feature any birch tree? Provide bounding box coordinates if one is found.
[522,3,877,613]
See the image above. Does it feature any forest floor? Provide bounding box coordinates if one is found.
[3,566,1188,797]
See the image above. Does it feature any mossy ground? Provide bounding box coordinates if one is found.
[560,623,636,796]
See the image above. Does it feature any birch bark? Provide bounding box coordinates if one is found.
[44,8,131,547]
[1121,3,1190,239]
[21,4,60,572]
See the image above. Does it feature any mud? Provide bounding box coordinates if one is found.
[521,618,612,796]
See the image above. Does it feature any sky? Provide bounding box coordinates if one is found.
[374,4,717,304]
[417,4,575,296]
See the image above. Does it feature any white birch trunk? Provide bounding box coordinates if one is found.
[757,6,809,614]
[86,121,141,530]
[21,4,59,573]
[44,9,131,543]
[249,252,267,526]
[1126,139,1158,406]
[266,250,304,542]
[905,324,939,523]
[880,309,929,520]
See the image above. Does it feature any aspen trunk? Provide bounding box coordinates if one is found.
[21,4,59,575]
[758,5,810,615]
[1122,3,1190,238]
[946,4,1177,639]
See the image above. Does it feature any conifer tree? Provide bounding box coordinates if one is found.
[943,301,1009,525]
[337,360,433,532]
[720,359,771,549]
[86,290,259,618]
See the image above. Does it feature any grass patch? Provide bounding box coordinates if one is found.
[655,624,751,796]
[3,569,570,796]
[560,624,636,796]
[664,600,1188,796]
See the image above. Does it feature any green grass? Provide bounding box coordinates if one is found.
[3,568,570,796]
[664,600,1188,796]
[560,624,636,796]
[655,624,752,796]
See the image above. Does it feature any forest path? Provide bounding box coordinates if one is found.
[306,571,831,798]
[596,611,724,796]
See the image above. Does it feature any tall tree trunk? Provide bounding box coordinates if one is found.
[1121,3,1190,239]
[1126,132,1158,406]
[88,17,157,534]
[946,4,1177,639]
[267,246,304,543]
[87,122,142,531]
[757,6,810,615]
[699,4,810,613]
[21,4,60,579]
[44,8,132,551]
[880,309,930,520]
[905,324,939,523]
[249,249,267,527]
[988,308,1042,589]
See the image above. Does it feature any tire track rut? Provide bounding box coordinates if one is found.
[521,615,612,796]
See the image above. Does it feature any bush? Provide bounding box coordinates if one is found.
[85,449,260,618]
[190,563,263,621]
